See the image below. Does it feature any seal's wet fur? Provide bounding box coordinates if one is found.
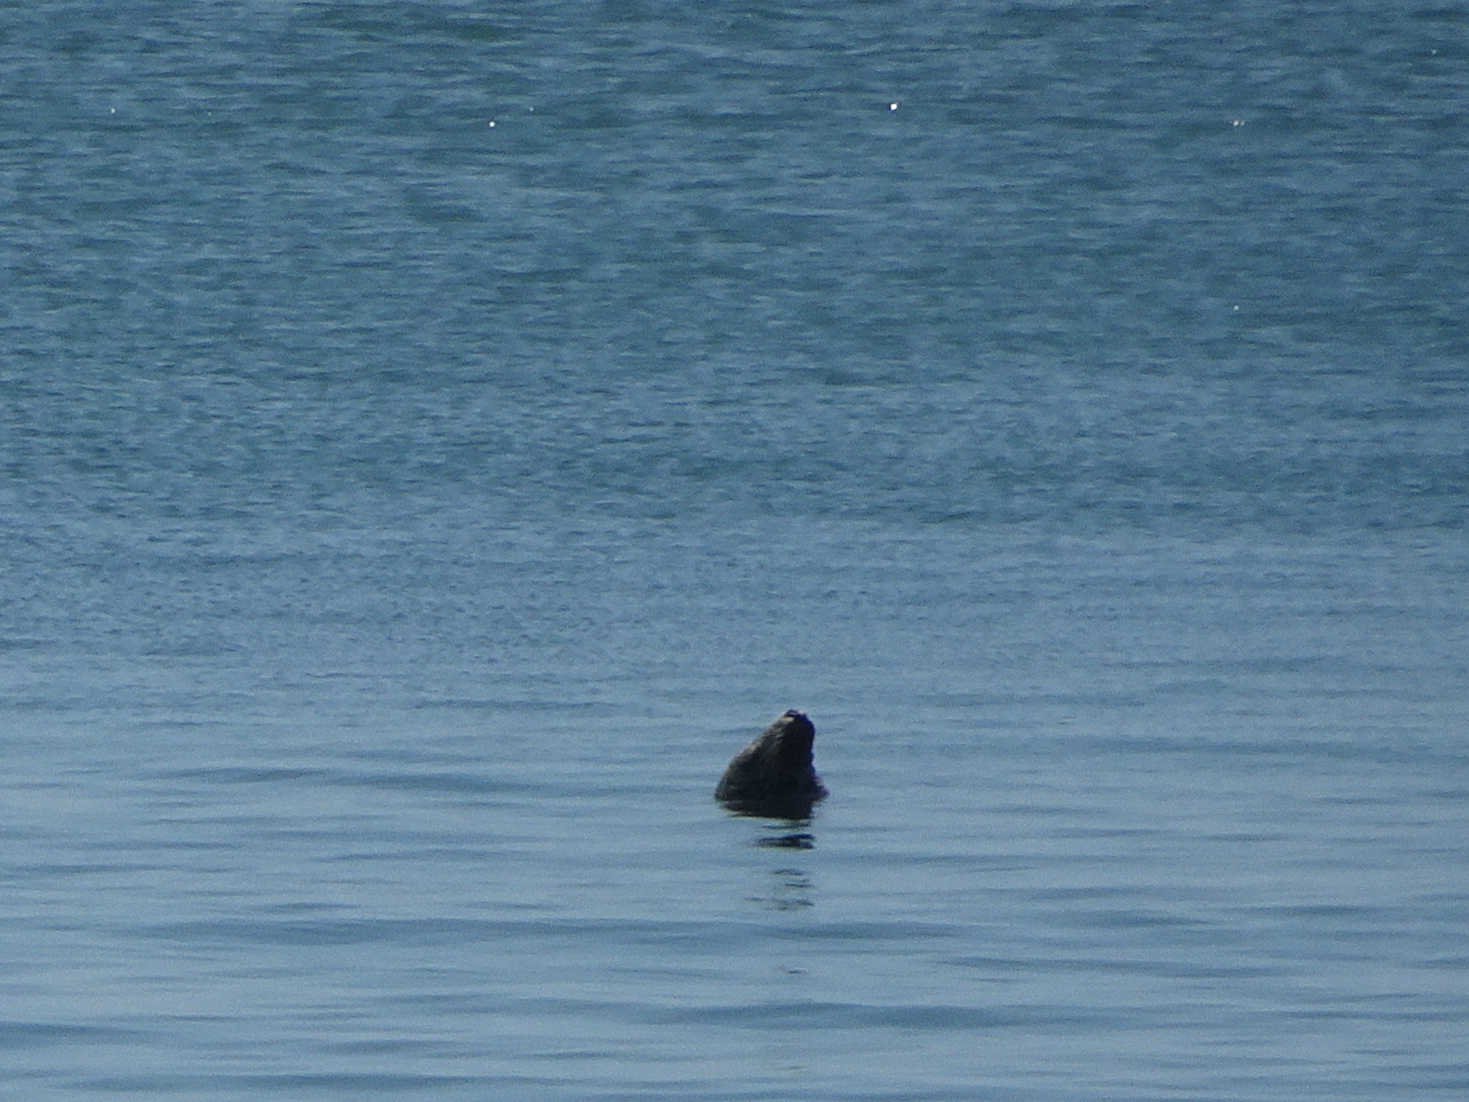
[715,709,827,818]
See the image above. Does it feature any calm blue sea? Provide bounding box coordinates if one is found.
[3,2,1467,1098]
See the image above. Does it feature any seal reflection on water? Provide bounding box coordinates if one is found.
[715,709,827,818]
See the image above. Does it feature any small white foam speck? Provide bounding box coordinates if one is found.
[889,102,899,111]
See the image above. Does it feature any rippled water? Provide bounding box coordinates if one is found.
[4,1,1467,1098]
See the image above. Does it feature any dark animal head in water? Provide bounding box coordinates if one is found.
[715,709,827,819]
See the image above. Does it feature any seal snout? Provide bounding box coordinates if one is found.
[775,711,815,763]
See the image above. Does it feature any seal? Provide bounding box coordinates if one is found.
[715,709,828,818]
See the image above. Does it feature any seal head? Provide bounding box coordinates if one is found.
[715,709,827,818]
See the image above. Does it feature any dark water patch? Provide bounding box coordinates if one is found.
[9,860,170,879]
[946,952,1283,980]
[141,914,972,961]
[306,2,511,47]
[1079,908,1216,930]
[1393,1069,1469,1092]
[0,1019,143,1049]
[408,696,626,719]
[260,900,356,917]
[232,1072,486,1091]
[1423,787,1469,801]
[141,916,758,951]
[1423,954,1469,968]
[79,1072,493,1094]
[756,832,814,849]
[314,844,515,865]
[0,636,50,653]
[1025,885,1156,902]
[988,801,1097,818]
[785,920,965,945]
[651,999,1107,1032]
[1263,902,1396,921]
[322,769,539,797]
[142,916,507,948]
[150,765,328,785]
[1275,1002,1457,1025]
[1050,824,1167,841]
[321,1037,457,1057]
